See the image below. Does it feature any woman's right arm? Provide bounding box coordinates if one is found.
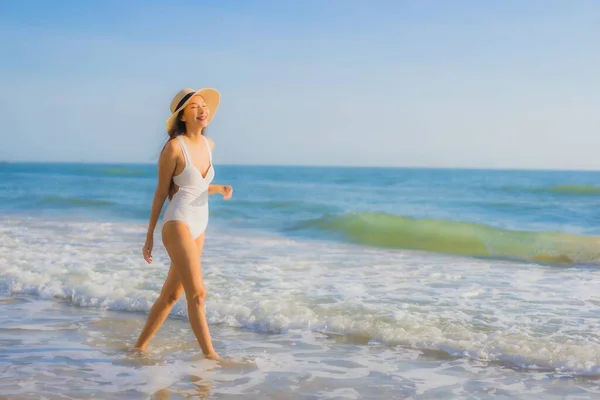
[146,141,178,238]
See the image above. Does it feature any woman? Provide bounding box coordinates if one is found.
[134,87,233,360]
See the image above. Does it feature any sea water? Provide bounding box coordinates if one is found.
[2,162,600,398]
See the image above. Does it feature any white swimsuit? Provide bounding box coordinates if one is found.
[162,135,214,238]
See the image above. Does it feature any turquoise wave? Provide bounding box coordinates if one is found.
[299,212,600,265]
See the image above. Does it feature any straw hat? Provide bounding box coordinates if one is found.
[166,88,220,132]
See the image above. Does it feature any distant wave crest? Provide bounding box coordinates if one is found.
[40,195,114,207]
[541,184,600,196]
[503,184,600,196]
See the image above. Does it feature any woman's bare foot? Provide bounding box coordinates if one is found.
[204,352,221,361]
[126,345,146,355]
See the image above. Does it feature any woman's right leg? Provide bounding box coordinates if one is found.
[161,221,217,358]
[134,263,183,351]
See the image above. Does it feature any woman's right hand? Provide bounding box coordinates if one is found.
[143,236,153,264]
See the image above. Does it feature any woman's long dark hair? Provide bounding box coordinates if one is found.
[161,110,206,200]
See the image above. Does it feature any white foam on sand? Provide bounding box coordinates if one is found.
[2,216,600,379]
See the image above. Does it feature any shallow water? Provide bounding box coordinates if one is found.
[3,295,600,399]
[2,217,600,398]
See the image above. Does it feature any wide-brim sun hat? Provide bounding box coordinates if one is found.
[166,87,220,132]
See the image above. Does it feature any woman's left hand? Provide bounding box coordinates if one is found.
[221,185,233,200]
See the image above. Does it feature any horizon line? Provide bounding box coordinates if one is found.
[3,160,600,173]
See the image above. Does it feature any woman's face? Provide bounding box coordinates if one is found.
[181,95,210,128]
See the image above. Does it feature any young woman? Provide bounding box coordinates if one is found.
[134,87,233,360]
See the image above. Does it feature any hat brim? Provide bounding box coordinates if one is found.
[165,88,220,133]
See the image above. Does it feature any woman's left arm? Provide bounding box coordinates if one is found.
[209,184,233,199]
[209,185,224,195]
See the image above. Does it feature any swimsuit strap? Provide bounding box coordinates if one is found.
[176,136,193,166]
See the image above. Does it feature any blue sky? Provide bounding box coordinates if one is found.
[1,0,599,169]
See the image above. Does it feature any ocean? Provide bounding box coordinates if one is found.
[2,162,600,399]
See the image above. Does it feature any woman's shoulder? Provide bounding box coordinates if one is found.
[161,136,184,158]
